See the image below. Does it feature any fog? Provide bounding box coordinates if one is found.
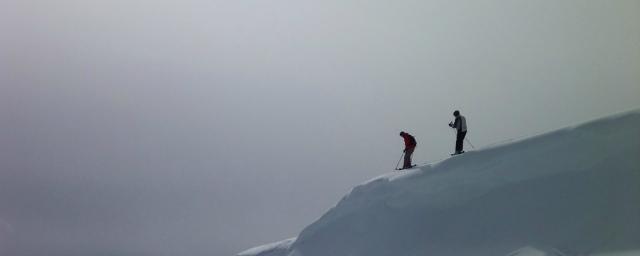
[1,1,639,255]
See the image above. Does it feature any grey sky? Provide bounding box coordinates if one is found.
[1,1,639,255]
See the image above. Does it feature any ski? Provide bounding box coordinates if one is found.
[395,164,417,171]
[450,151,465,156]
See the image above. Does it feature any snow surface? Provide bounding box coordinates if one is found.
[506,246,558,256]
[238,238,296,256]
[238,109,640,256]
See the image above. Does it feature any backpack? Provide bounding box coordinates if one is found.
[408,135,417,146]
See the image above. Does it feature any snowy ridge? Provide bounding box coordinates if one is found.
[238,238,296,256]
[238,109,640,256]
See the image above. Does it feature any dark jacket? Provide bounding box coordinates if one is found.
[401,133,417,150]
[452,115,467,132]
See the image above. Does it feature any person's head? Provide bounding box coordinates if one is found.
[453,110,460,117]
[399,131,405,137]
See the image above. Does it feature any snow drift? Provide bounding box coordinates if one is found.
[239,110,640,256]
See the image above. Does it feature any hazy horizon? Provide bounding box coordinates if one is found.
[2,1,639,255]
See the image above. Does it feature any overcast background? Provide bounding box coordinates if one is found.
[1,1,639,255]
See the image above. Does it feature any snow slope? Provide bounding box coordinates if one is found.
[238,110,640,256]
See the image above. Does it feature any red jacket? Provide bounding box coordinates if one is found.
[401,133,417,149]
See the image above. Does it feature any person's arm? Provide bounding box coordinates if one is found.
[449,118,458,129]
[402,136,409,152]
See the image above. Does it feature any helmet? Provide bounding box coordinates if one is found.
[453,110,460,116]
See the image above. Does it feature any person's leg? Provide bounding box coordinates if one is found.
[403,148,414,168]
[408,147,414,166]
[460,131,467,152]
[455,132,463,153]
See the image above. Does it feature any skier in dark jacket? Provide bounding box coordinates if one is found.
[448,110,467,155]
[399,131,417,169]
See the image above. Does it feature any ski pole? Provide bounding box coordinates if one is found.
[395,151,404,170]
[450,129,458,152]
[465,137,476,149]
[452,129,476,150]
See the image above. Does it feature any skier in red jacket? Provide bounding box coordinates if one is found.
[399,131,417,169]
